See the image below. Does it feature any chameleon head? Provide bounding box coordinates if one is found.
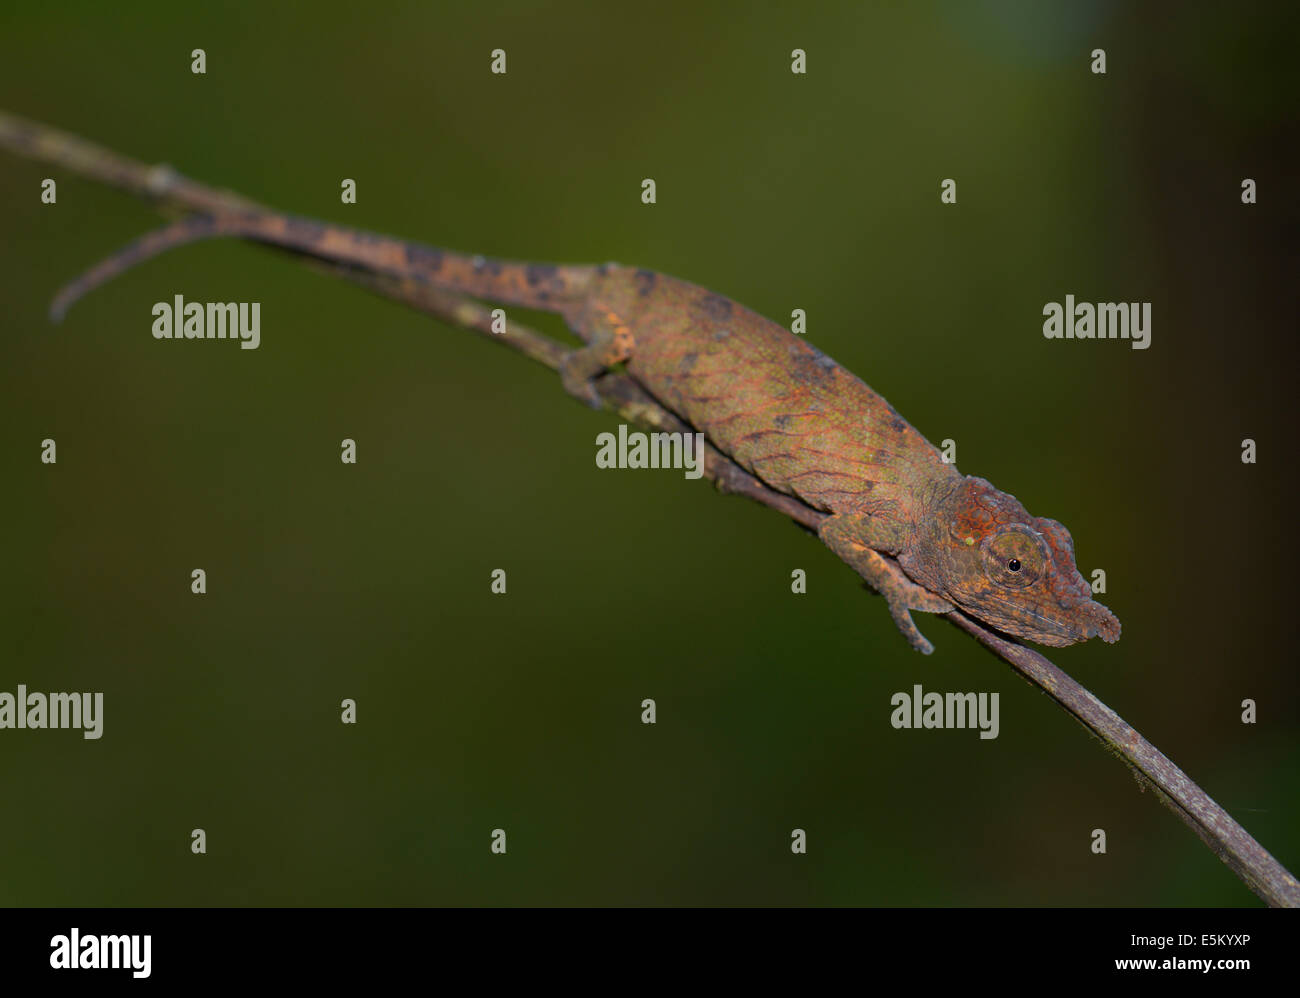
[910,475,1121,647]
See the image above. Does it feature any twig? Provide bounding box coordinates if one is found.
[3,108,1295,907]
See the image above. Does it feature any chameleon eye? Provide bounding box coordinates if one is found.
[980,527,1045,589]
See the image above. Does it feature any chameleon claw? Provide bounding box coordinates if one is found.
[887,600,937,655]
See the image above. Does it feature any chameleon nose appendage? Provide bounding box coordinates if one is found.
[1077,600,1122,644]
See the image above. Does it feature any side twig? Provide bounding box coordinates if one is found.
[2,108,1294,907]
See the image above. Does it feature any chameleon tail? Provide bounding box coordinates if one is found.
[50,211,601,321]
[50,215,221,322]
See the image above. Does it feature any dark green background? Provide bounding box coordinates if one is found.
[1,1,1295,905]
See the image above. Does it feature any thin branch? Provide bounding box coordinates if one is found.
[3,108,1295,907]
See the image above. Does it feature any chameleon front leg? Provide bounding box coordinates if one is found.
[818,512,953,654]
[319,264,639,416]
[559,306,636,409]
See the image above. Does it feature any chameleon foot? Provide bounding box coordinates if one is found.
[883,584,952,655]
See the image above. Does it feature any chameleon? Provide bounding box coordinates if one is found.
[48,211,1121,654]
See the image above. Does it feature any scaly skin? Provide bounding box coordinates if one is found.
[50,212,1121,653]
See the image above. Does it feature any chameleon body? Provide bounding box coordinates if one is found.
[52,212,1121,653]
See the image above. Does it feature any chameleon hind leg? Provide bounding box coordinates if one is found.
[559,308,636,409]
[818,512,953,655]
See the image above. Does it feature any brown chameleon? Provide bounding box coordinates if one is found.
[50,212,1121,654]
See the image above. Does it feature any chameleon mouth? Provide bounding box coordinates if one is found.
[977,594,1121,647]
[978,596,1079,646]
